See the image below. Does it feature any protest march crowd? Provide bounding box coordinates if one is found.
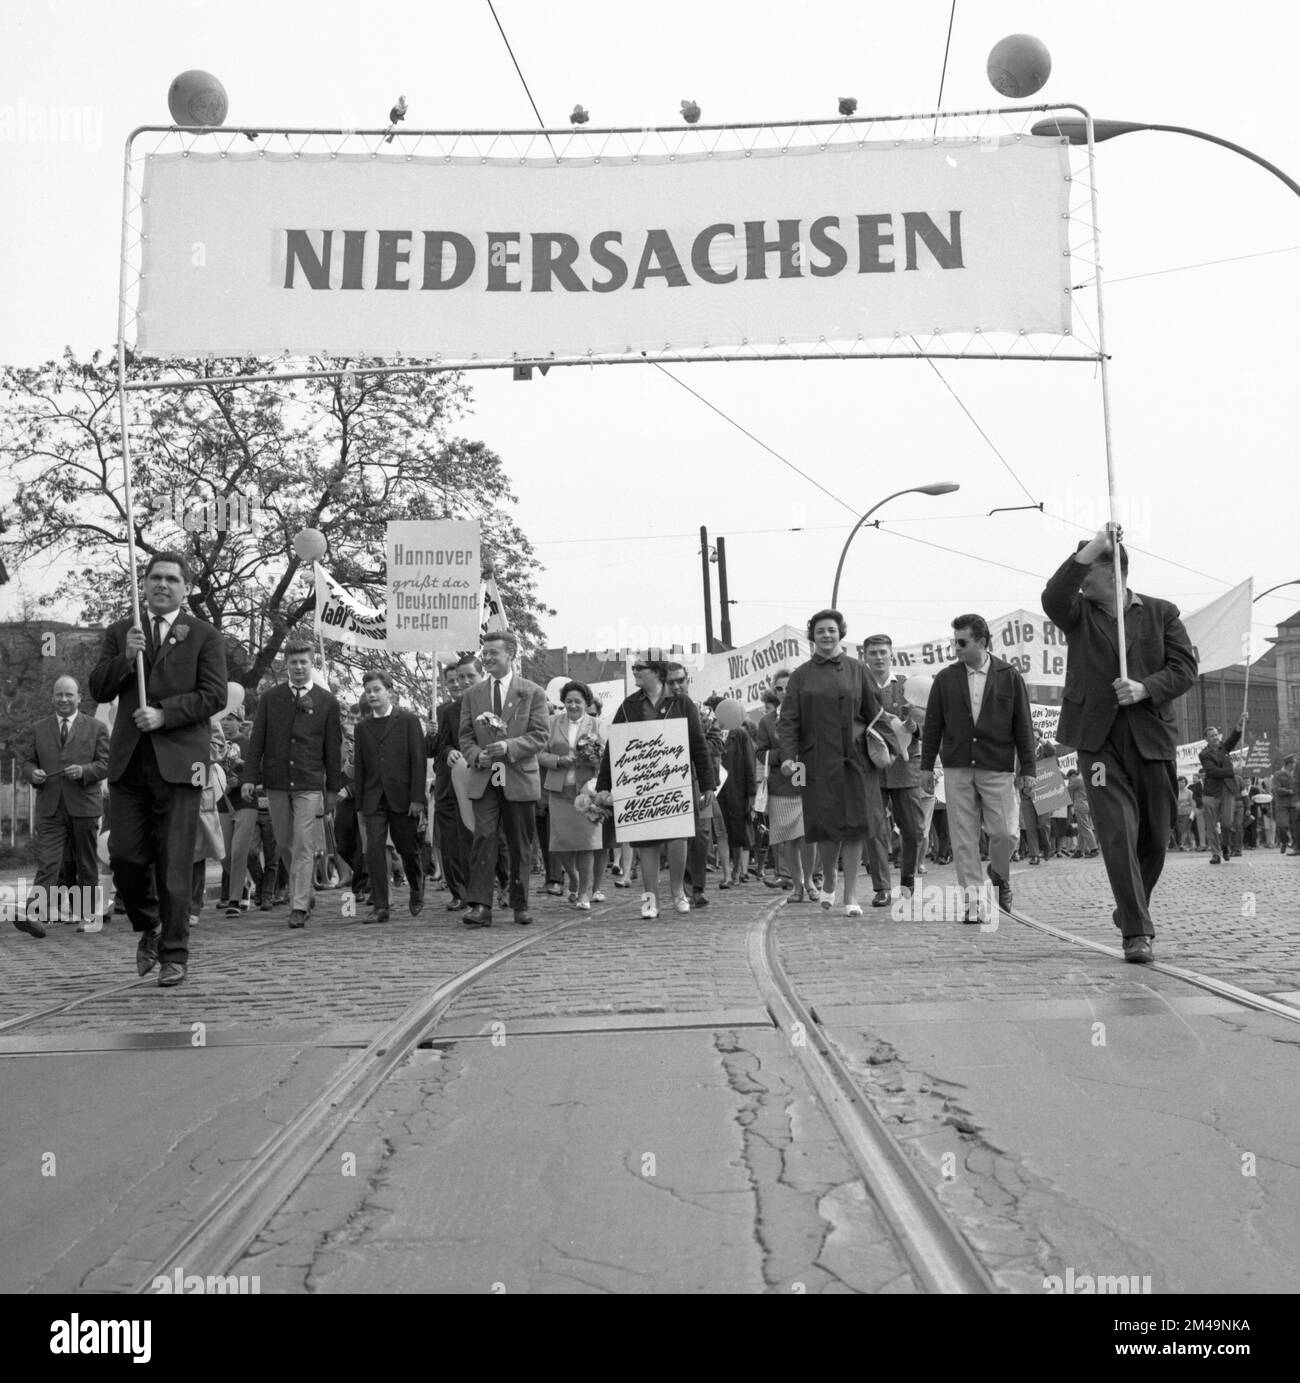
[13,532,1298,988]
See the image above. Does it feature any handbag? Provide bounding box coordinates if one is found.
[862,710,895,770]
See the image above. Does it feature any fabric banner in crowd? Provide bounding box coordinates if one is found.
[314,565,387,648]
[1182,578,1252,675]
[689,625,807,705]
[385,520,481,652]
[134,139,1070,359]
[607,719,695,844]
[891,609,1071,685]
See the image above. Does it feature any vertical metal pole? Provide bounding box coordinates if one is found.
[717,536,733,649]
[9,758,14,847]
[1080,112,1128,681]
[116,131,148,706]
[313,561,329,679]
[700,527,715,653]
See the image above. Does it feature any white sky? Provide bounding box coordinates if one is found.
[3,0,1298,657]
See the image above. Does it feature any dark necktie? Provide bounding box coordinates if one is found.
[153,616,164,654]
[59,717,70,746]
[493,679,503,716]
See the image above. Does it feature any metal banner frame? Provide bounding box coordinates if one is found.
[112,102,1125,672]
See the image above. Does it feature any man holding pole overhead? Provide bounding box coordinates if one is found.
[89,551,228,987]
[1042,528,1197,964]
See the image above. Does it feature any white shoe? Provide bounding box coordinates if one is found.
[673,894,691,914]
[640,893,659,919]
[819,890,836,910]
[845,902,863,917]
[591,890,606,903]
[575,895,592,911]
[189,914,200,927]
[76,916,103,934]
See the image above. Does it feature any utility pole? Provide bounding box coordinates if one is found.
[699,526,715,653]
[717,535,733,649]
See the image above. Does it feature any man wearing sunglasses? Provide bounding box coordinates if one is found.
[243,641,342,928]
[921,615,1035,923]
[1042,530,1198,964]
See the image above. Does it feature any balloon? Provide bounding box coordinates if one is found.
[715,697,746,731]
[221,682,245,719]
[987,34,1051,99]
[546,675,570,706]
[902,675,935,710]
[292,528,328,561]
[167,70,229,127]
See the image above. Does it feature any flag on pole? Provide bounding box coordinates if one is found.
[481,569,508,636]
[314,566,387,648]
[1183,578,1253,675]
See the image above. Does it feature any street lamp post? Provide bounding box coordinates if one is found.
[1030,118,1300,199]
[1254,580,1300,603]
[830,482,960,609]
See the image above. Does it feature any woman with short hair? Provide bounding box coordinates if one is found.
[777,610,882,916]
[538,680,604,909]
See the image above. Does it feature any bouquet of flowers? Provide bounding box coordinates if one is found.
[475,711,507,735]
[574,782,614,824]
[575,730,603,767]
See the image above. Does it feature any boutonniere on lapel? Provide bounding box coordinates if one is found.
[169,623,190,646]
[475,711,507,735]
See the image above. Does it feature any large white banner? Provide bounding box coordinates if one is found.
[688,626,807,706]
[891,609,1071,686]
[136,139,1070,359]
[314,565,386,648]
[385,520,480,652]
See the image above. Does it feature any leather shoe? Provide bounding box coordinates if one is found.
[136,928,161,975]
[410,886,425,917]
[1123,936,1154,965]
[691,892,708,908]
[987,864,1013,912]
[14,912,47,939]
[363,909,390,925]
[446,897,466,912]
[871,890,891,907]
[514,910,534,926]
[288,909,308,929]
[463,906,492,928]
[158,961,187,987]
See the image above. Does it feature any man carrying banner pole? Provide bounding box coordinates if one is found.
[1042,529,1198,963]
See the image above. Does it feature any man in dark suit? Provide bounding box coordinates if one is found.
[458,632,549,927]
[18,676,110,937]
[1042,530,1198,963]
[88,551,228,986]
[1199,716,1249,863]
[920,614,1036,922]
[242,640,341,928]
[352,670,426,924]
[427,653,481,911]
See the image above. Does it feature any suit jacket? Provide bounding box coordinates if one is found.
[537,711,603,794]
[24,713,111,817]
[88,611,228,784]
[920,654,1034,775]
[1199,726,1243,798]
[458,674,549,802]
[1042,554,1198,758]
[353,708,427,814]
[426,694,465,804]
[244,682,342,794]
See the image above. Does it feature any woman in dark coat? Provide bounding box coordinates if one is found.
[718,722,756,885]
[777,609,882,916]
[597,658,716,919]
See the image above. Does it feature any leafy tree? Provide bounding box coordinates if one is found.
[0,349,552,705]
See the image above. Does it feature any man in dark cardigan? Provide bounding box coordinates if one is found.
[1042,530,1198,963]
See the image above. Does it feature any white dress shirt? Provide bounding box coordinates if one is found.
[967,653,991,722]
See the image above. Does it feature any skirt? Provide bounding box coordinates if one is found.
[767,794,805,844]
[548,791,602,852]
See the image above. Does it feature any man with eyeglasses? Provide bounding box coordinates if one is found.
[666,663,723,908]
[921,615,1035,923]
[243,640,342,929]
